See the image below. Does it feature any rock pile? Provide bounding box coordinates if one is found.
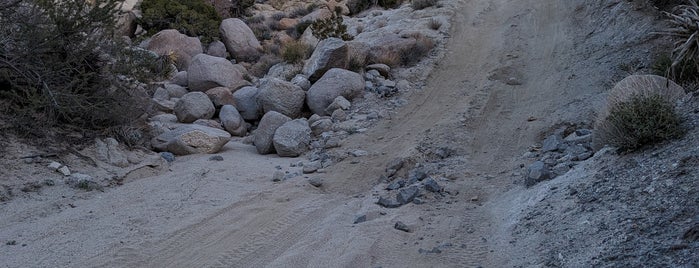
[524,127,595,187]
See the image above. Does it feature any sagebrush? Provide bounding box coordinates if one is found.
[139,0,221,42]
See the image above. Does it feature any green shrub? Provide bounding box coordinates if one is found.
[412,0,437,10]
[311,10,353,41]
[281,41,311,64]
[0,0,159,142]
[139,0,221,43]
[593,75,686,151]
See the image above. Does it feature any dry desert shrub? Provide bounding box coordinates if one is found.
[401,33,434,65]
[281,40,311,64]
[660,0,699,73]
[593,75,686,151]
[411,0,437,10]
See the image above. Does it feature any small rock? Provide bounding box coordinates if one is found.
[377,196,402,208]
[525,161,552,187]
[272,171,285,182]
[419,247,442,254]
[541,135,562,152]
[423,178,442,192]
[386,180,405,190]
[48,161,62,170]
[325,96,352,115]
[353,214,367,224]
[302,161,321,174]
[350,150,368,157]
[331,109,348,122]
[575,129,592,136]
[397,186,420,204]
[160,152,175,162]
[408,167,428,183]
[412,198,424,204]
[394,221,412,232]
[57,166,71,176]
[308,178,323,187]
[208,155,224,161]
[385,158,404,177]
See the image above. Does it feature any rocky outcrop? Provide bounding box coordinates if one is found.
[303,38,349,81]
[146,29,203,70]
[258,78,306,119]
[220,18,263,62]
[254,111,291,154]
[306,68,364,115]
[152,124,231,155]
[187,54,249,92]
[273,119,312,157]
[174,92,216,123]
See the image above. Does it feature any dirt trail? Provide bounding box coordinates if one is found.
[1,0,639,267]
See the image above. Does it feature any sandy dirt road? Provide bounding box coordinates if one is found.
[1,0,655,267]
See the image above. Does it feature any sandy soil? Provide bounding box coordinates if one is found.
[0,0,669,267]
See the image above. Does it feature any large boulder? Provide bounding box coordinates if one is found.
[152,124,231,155]
[205,87,236,108]
[232,86,262,121]
[302,38,349,81]
[146,29,203,70]
[258,78,306,119]
[187,54,249,92]
[220,18,262,62]
[306,68,364,115]
[366,34,417,66]
[219,105,247,136]
[254,111,291,154]
[273,120,311,157]
[174,92,215,123]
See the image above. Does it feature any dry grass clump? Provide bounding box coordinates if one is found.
[374,52,401,67]
[249,54,282,77]
[281,40,311,64]
[428,18,442,30]
[401,33,434,65]
[593,75,686,151]
[411,0,438,10]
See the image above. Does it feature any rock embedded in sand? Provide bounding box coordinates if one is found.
[152,124,231,155]
[273,119,312,157]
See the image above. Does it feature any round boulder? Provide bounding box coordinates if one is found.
[232,86,262,121]
[306,68,364,116]
[188,54,249,92]
[146,29,203,70]
[174,92,215,123]
[273,119,312,157]
[220,18,262,62]
[254,111,291,154]
[151,124,231,155]
[220,105,247,136]
[258,78,306,119]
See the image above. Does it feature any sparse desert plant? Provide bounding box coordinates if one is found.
[139,0,222,42]
[652,54,699,90]
[374,51,401,67]
[428,18,442,30]
[250,22,272,40]
[230,0,255,17]
[378,0,403,9]
[311,9,353,41]
[593,75,686,151]
[281,41,311,64]
[0,0,155,134]
[412,0,437,10]
[347,0,376,15]
[401,33,434,65]
[659,0,699,74]
[249,54,282,77]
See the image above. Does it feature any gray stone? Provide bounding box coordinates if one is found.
[174,92,216,123]
[331,109,348,122]
[193,119,223,129]
[272,170,284,182]
[302,38,348,81]
[66,173,99,190]
[152,98,176,113]
[153,87,170,100]
[95,138,129,168]
[307,68,364,115]
[350,150,368,157]
[188,54,248,92]
[397,186,420,204]
[423,178,442,193]
[57,166,71,176]
[265,62,301,81]
[254,111,291,154]
[325,96,352,115]
[152,124,231,155]
[575,129,592,136]
[308,178,323,187]
[303,161,321,174]
[48,161,62,170]
[232,86,261,121]
[220,18,262,62]
[386,180,405,190]
[209,155,224,161]
[273,119,311,157]
[394,221,411,232]
[311,119,334,136]
[408,167,428,183]
[366,63,390,77]
[353,214,367,224]
[258,78,306,119]
[171,71,188,86]
[160,152,175,162]
[220,105,247,136]
[525,161,552,187]
[386,158,404,177]
[291,74,311,91]
[206,40,228,58]
[542,135,562,152]
[146,29,202,70]
[205,87,236,108]
[377,196,402,208]
[164,83,188,98]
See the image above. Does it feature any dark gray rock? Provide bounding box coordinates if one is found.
[377,196,402,208]
[542,135,563,152]
[160,152,175,162]
[306,68,364,116]
[273,119,311,157]
[302,38,348,81]
[353,214,367,224]
[423,178,442,192]
[525,161,552,187]
[408,167,428,184]
[152,124,231,155]
[394,221,411,232]
[386,180,405,190]
[174,92,215,123]
[209,155,224,161]
[397,186,420,204]
[220,105,247,136]
[232,86,261,121]
[308,178,323,187]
